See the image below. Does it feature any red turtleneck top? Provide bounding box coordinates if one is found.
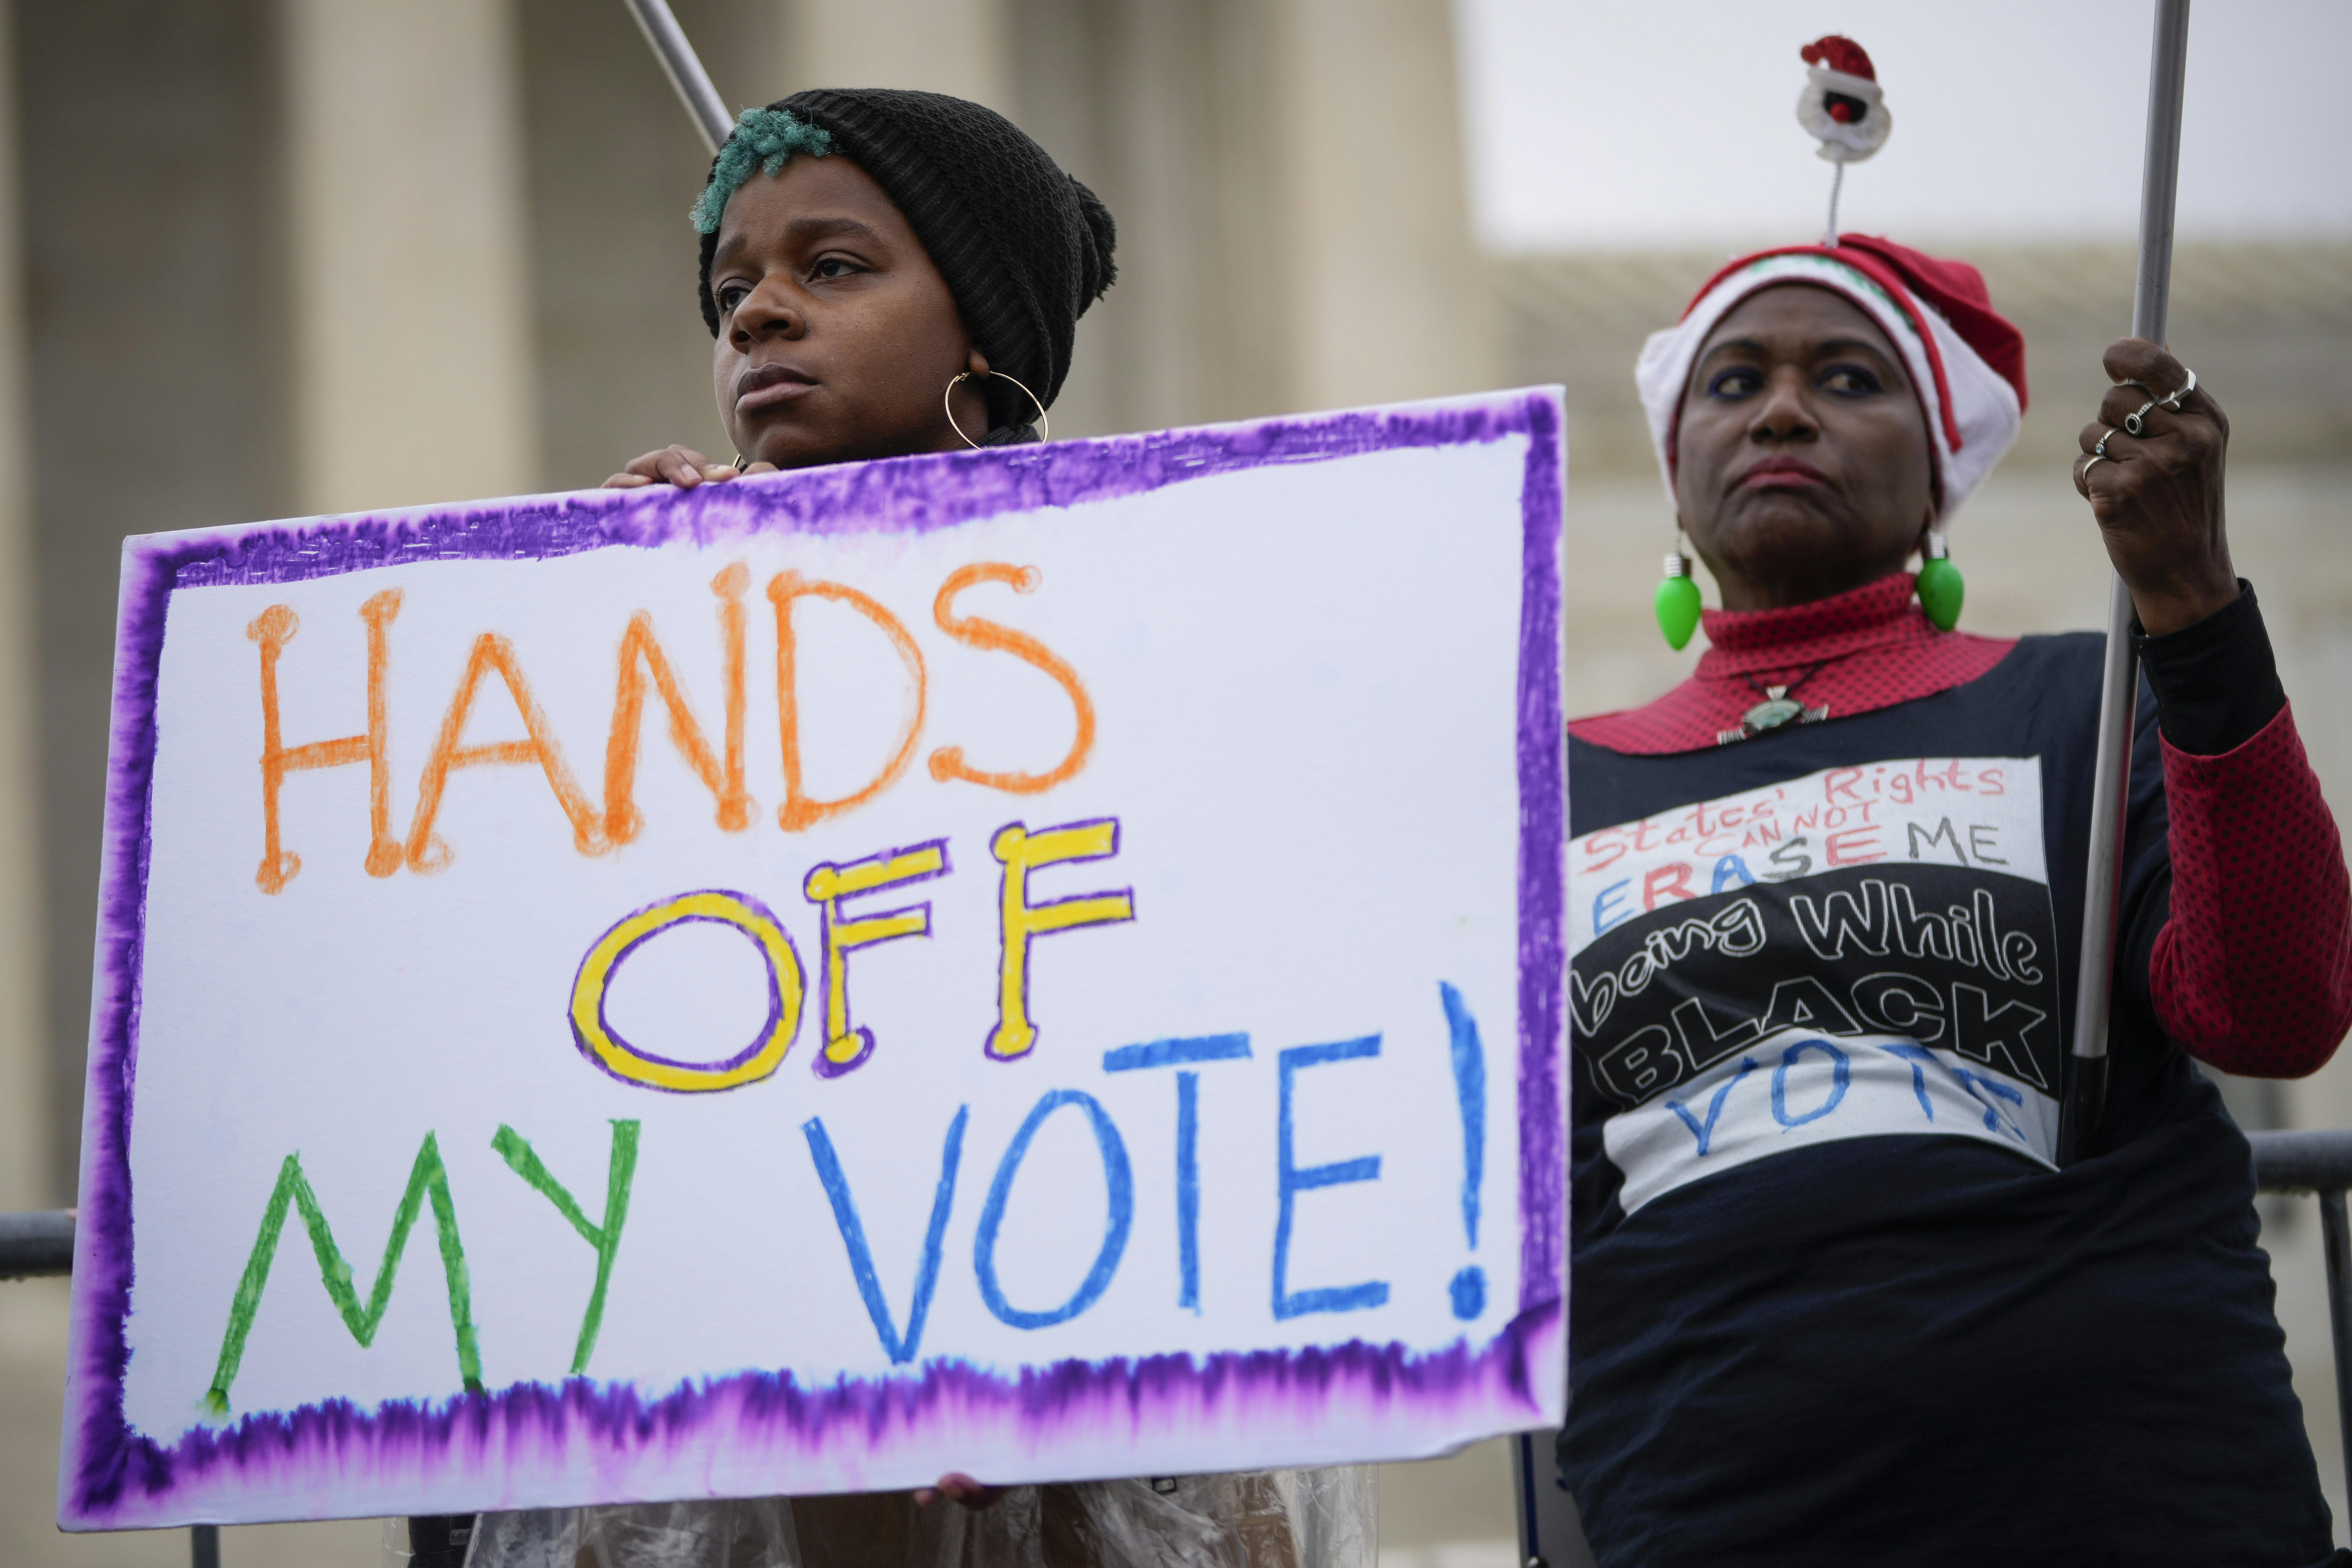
[1570,573,2350,1078]
[1572,573,2013,755]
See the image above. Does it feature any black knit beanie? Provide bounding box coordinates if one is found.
[695,90,1117,437]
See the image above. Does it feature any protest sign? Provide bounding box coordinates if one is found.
[59,389,1566,1528]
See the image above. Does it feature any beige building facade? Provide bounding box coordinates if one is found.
[3,0,1497,1217]
[0,2,1507,1559]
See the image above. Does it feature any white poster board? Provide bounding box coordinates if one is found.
[60,390,1567,1528]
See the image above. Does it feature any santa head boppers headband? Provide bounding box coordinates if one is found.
[1799,33,1891,228]
[1642,36,2026,648]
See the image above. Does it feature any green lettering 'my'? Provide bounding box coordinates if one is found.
[204,1132,481,1416]
[491,1120,640,1376]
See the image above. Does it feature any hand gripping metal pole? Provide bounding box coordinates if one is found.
[2057,0,2192,1167]
[619,0,734,154]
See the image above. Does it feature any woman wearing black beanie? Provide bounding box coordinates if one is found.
[552,89,1375,1568]
[605,89,1117,485]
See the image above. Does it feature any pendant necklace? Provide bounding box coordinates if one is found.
[1717,664,1832,746]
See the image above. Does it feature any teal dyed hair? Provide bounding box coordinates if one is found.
[689,107,836,234]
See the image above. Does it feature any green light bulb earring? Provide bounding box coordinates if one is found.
[1916,528,1964,632]
[1655,540,1702,651]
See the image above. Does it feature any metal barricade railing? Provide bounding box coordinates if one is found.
[0,1210,69,1281]
[2,1208,220,1564]
[2241,1127,2352,1513]
[11,1127,2352,1566]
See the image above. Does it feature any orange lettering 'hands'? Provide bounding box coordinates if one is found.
[404,632,605,872]
[248,589,404,894]
[927,563,1094,795]
[770,571,926,832]
[602,564,754,846]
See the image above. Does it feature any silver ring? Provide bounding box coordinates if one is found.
[2082,453,2108,479]
[2122,370,2196,435]
[2093,427,2119,457]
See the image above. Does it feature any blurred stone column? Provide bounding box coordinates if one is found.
[1009,0,1493,437]
[21,0,295,1204]
[0,0,44,1214]
[1268,0,1493,413]
[781,0,1015,111]
[283,0,540,513]
[516,0,789,489]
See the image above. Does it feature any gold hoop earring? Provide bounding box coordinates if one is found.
[944,370,1050,449]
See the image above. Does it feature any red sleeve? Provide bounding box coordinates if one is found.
[2150,700,2352,1076]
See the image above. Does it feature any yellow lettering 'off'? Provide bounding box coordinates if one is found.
[569,890,805,1092]
[988,819,1135,1061]
[804,840,949,1076]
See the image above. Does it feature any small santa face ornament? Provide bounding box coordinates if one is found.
[1797,34,1891,163]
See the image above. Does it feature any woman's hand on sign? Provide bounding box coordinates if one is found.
[2075,339,2239,636]
[602,444,777,489]
[914,1472,1003,1510]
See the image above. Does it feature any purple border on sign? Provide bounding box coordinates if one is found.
[61,391,1567,1526]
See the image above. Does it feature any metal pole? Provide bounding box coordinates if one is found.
[618,0,734,154]
[2319,1191,2352,1512]
[2057,0,2192,1166]
[1513,1433,1545,1568]
[191,1523,220,1568]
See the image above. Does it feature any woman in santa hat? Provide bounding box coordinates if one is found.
[1558,42,2352,1565]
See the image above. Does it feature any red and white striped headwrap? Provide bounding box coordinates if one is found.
[1635,234,2030,518]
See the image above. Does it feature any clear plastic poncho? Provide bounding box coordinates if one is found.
[385,1467,1377,1568]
